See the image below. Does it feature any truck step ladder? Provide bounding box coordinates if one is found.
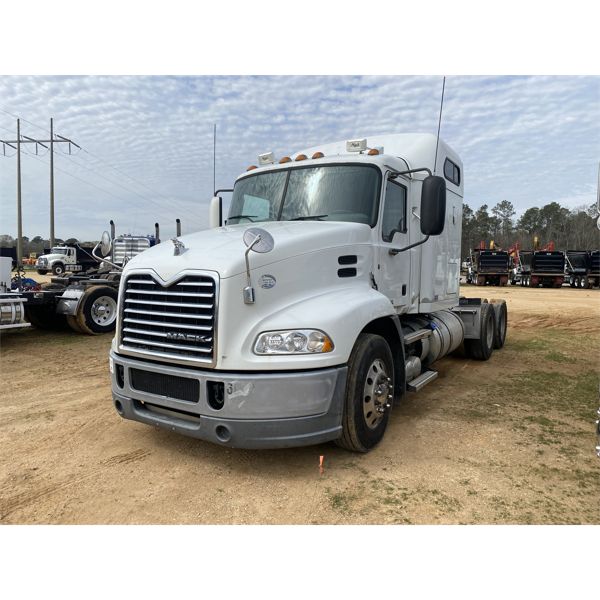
[406,370,438,392]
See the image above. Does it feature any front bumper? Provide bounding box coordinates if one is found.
[110,351,347,449]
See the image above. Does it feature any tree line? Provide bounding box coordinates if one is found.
[462,200,599,258]
[0,235,87,256]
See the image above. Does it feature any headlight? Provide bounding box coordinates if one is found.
[254,329,334,355]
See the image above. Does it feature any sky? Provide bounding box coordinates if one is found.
[0,75,598,241]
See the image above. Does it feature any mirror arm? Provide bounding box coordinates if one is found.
[389,167,433,179]
[92,242,123,271]
[389,235,430,256]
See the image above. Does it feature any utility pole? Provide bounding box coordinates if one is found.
[16,119,22,269]
[1,119,79,269]
[50,117,55,247]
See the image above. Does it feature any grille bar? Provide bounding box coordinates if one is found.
[124,307,212,320]
[126,288,213,298]
[123,317,211,331]
[123,336,213,354]
[120,272,217,364]
[125,298,213,309]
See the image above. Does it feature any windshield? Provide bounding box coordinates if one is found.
[50,247,68,254]
[228,165,381,226]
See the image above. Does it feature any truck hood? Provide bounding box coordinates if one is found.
[38,253,64,261]
[123,221,372,280]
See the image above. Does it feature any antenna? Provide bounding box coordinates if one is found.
[433,76,446,175]
[213,123,216,196]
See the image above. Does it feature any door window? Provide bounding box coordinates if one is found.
[381,180,407,242]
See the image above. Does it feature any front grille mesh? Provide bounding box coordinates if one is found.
[120,273,216,363]
[130,369,200,402]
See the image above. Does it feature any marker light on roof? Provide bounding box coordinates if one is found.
[312,151,324,159]
[367,148,380,156]
[346,138,367,152]
[258,152,275,165]
[295,154,307,161]
[279,156,292,164]
[246,165,257,171]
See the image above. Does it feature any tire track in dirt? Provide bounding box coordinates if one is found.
[0,449,150,521]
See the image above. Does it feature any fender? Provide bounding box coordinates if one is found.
[226,285,399,371]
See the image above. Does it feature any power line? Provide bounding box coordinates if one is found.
[55,151,203,228]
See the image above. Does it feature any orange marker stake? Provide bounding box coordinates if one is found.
[319,455,324,476]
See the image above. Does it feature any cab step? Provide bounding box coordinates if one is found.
[406,370,438,392]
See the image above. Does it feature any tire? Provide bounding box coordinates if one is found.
[66,315,84,333]
[76,285,118,335]
[36,269,48,275]
[335,333,394,453]
[52,263,65,276]
[464,303,495,361]
[489,299,507,350]
[25,305,68,330]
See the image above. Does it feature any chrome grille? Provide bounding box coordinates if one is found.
[120,272,217,364]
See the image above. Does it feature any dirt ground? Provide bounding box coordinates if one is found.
[1,284,599,524]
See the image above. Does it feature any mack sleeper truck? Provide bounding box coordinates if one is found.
[109,134,507,452]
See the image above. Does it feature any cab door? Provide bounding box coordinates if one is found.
[377,177,411,311]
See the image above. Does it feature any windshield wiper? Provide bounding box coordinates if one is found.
[290,214,328,221]
[227,214,257,222]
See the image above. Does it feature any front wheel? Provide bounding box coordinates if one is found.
[76,285,118,334]
[52,263,65,275]
[37,269,48,275]
[335,333,394,453]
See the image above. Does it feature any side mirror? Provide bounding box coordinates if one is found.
[420,175,446,236]
[209,196,222,228]
[99,231,112,257]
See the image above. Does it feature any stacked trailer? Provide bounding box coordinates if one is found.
[469,249,510,286]
[529,250,565,288]
[565,250,590,288]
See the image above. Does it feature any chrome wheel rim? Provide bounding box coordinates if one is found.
[363,358,391,430]
[91,295,117,326]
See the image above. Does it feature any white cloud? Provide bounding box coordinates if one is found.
[0,75,598,240]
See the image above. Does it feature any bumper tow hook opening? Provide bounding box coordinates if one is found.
[215,425,231,443]
[114,399,124,416]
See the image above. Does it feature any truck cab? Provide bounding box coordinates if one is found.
[36,246,77,275]
[109,133,506,452]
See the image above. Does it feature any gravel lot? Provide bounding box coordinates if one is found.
[1,284,598,524]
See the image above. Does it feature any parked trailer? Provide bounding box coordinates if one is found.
[24,222,166,335]
[588,251,600,288]
[529,250,565,288]
[565,250,591,288]
[511,250,532,286]
[467,249,510,286]
[109,133,508,452]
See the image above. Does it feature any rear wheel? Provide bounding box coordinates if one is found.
[36,269,48,275]
[464,303,495,361]
[76,286,118,335]
[489,299,507,350]
[335,333,394,453]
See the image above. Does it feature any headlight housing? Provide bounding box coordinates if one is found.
[254,329,334,355]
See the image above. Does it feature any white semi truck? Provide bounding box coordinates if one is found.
[109,134,507,452]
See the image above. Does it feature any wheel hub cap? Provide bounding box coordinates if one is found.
[363,359,392,430]
[91,296,117,326]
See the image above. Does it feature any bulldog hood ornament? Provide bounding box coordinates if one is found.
[171,238,186,256]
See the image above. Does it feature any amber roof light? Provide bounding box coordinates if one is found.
[246,165,257,171]
[311,151,324,159]
[279,156,292,164]
[367,148,380,156]
[295,154,307,161]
